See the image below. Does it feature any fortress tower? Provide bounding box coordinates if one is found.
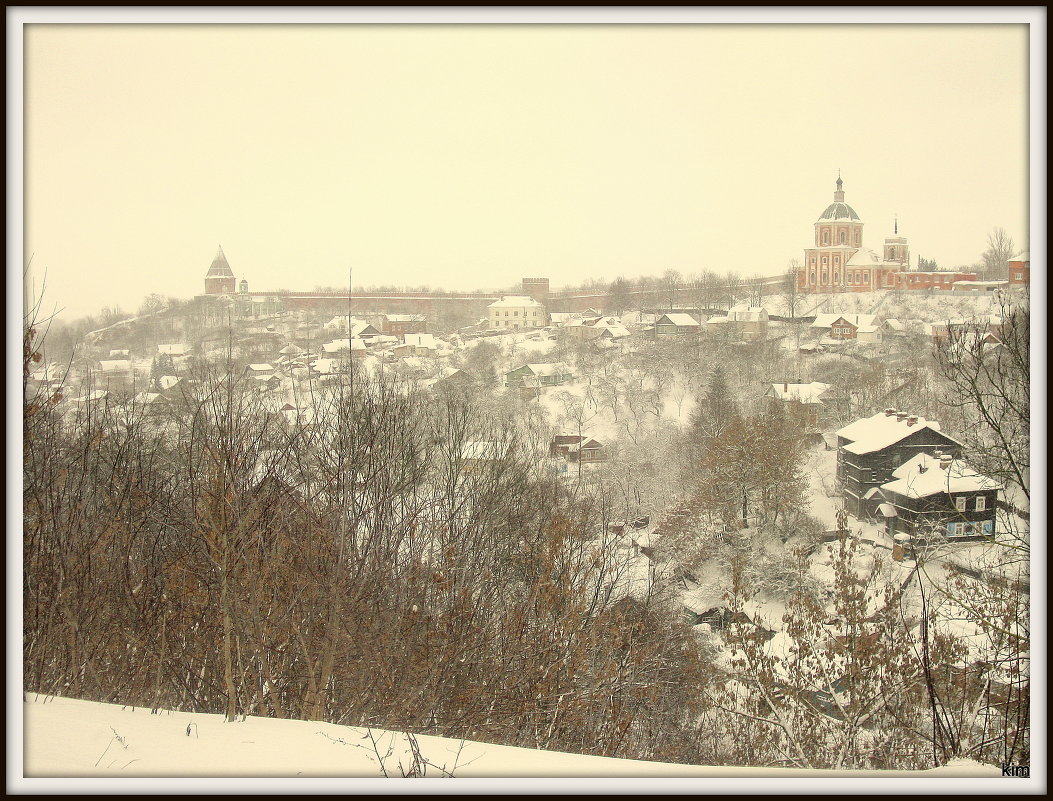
[204,245,236,295]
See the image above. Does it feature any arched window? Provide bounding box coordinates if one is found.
[810,272,816,284]
[822,270,828,284]
[834,271,840,283]
[840,231,846,244]
[855,232,861,247]
[822,256,828,265]
[823,230,829,245]
[889,247,895,259]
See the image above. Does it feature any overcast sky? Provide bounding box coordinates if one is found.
[22,20,1032,321]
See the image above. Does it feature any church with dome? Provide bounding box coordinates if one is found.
[797,176,910,293]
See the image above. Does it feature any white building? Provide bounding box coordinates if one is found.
[487,295,547,330]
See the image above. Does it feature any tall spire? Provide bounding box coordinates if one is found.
[894,215,898,235]
[833,172,845,203]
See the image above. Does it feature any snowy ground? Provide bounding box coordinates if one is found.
[16,694,1006,791]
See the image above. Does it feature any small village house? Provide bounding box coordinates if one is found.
[810,313,877,341]
[706,305,768,341]
[655,313,701,336]
[381,314,427,336]
[504,362,573,389]
[549,435,607,463]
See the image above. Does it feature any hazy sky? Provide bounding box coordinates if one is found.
[22,21,1032,321]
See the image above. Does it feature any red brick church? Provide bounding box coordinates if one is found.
[797,176,910,293]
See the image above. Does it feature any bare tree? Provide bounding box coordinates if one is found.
[980,228,1016,280]
[783,259,803,319]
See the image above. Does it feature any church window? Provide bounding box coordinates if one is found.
[863,271,869,281]
[840,231,846,244]
[889,247,895,259]
[822,257,828,266]
[855,232,861,247]
[822,270,828,283]
[810,272,816,284]
[823,230,829,245]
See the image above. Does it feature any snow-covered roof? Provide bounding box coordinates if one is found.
[311,357,340,374]
[158,375,181,390]
[248,363,274,372]
[520,362,572,376]
[384,314,425,322]
[837,410,961,455]
[726,305,768,322]
[1010,251,1030,262]
[322,338,366,353]
[158,343,188,356]
[845,247,881,267]
[768,381,830,404]
[881,454,1002,499]
[598,323,632,338]
[856,324,880,334]
[548,312,578,324]
[403,333,437,349]
[488,295,544,309]
[882,318,905,331]
[278,344,303,355]
[98,359,131,372]
[108,349,129,357]
[811,313,876,329]
[657,313,700,326]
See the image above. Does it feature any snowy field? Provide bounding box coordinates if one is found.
[16,694,1005,792]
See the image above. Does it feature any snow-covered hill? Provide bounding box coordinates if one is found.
[17,694,1003,790]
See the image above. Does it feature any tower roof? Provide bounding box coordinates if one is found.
[818,202,861,222]
[818,175,861,222]
[206,246,234,278]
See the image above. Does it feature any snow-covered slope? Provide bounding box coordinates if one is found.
[17,694,1003,788]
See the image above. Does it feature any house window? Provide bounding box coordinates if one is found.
[514,311,519,317]
[975,497,986,512]
[1015,272,1023,280]
[955,497,967,511]
[810,272,816,284]
[870,469,879,482]
[947,522,963,537]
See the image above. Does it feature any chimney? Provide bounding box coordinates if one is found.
[919,462,927,474]
[939,454,953,470]
[907,415,918,426]
[884,408,896,416]
[896,412,907,421]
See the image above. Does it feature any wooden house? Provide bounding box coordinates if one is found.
[877,453,1001,543]
[504,362,573,389]
[836,409,964,519]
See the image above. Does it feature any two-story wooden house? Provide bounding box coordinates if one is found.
[877,452,1001,543]
[836,408,964,519]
